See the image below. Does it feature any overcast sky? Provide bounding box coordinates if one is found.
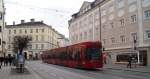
[4,0,94,38]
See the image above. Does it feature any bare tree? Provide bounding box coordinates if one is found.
[12,35,31,73]
[13,36,32,55]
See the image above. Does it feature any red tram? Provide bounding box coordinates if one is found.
[41,41,103,69]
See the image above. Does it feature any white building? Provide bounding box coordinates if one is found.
[69,0,150,66]
[5,19,68,59]
[68,1,101,44]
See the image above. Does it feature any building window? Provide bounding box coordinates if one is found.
[25,29,27,34]
[89,29,93,39]
[14,30,16,34]
[84,32,87,40]
[131,33,137,41]
[120,19,125,26]
[41,44,44,49]
[28,45,32,49]
[111,37,115,43]
[19,29,22,33]
[36,44,38,49]
[42,29,44,32]
[9,30,11,34]
[89,14,93,24]
[0,38,1,45]
[36,35,38,41]
[41,35,44,41]
[30,29,33,33]
[144,10,150,19]
[8,45,11,50]
[9,36,11,42]
[131,15,137,23]
[0,26,2,32]
[120,35,126,42]
[110,22,114,28]
[36,29,38,33]
[128,0,136,4]
[103,39,106,45]
[118,0,124,9]
[76,35,78,41]
[146,30,150,39]
[103,25,106,30]
[118,0,123,2]
[80,33,82,40]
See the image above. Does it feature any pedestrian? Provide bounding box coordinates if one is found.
[3,57,6,66]
[0,64,1,69]
[0,57,2,66]
[12,56,15,66]
[4,57,8,66]
[127,55,132,68]
[8,56,12,66]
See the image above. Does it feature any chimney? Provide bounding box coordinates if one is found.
[13,21,15,25]
[30,19,35,22]
[21,20,25,24]
[41,20,43,23]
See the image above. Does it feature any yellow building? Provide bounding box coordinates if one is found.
[5,19,66,59]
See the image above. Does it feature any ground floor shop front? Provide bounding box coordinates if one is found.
[5,50,44,60]
[104,47,150,66]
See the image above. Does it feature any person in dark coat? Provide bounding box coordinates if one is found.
[127,55,132,68]
[4,57,9,66]
[0,57,3,66]
[8,56,12,66]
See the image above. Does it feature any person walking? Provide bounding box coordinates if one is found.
[0,57,3,69]
[8,56,12,66]
[4,57,8,66]
[127,55,132,68]
[0,57,3,66]
[0,63,1,69]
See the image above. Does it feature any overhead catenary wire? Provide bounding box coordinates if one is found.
[4,1,73,14]
[4,0,72,27]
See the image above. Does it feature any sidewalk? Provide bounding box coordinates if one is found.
[103,63,150,73]
[0,65,42,79]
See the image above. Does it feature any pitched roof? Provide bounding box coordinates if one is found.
[6,21,46,27]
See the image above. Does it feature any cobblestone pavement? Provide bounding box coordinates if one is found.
[0,65,42,79]
[0,61,150,79]
[104,63,150,73]
[27,61,150,79]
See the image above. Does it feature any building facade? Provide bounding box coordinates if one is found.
[69,0,150,66]
[68,1,101,44]
[0,0,5,57]
[5,19,67,59]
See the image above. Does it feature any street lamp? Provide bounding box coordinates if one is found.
[133,38,140,64]
[2,41,6,57]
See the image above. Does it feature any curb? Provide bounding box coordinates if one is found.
[105,68,150,73]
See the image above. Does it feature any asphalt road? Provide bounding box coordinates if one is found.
[27,61,150,79]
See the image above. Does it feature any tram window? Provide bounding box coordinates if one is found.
[59,52,67,60]
[75,51,80,60]
[86,48,100,60]
[69,53,73,60]
[86,49,91,59]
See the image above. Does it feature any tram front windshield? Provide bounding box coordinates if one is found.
[86,48,101,60]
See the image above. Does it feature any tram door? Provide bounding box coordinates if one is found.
[139,50,147,66]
